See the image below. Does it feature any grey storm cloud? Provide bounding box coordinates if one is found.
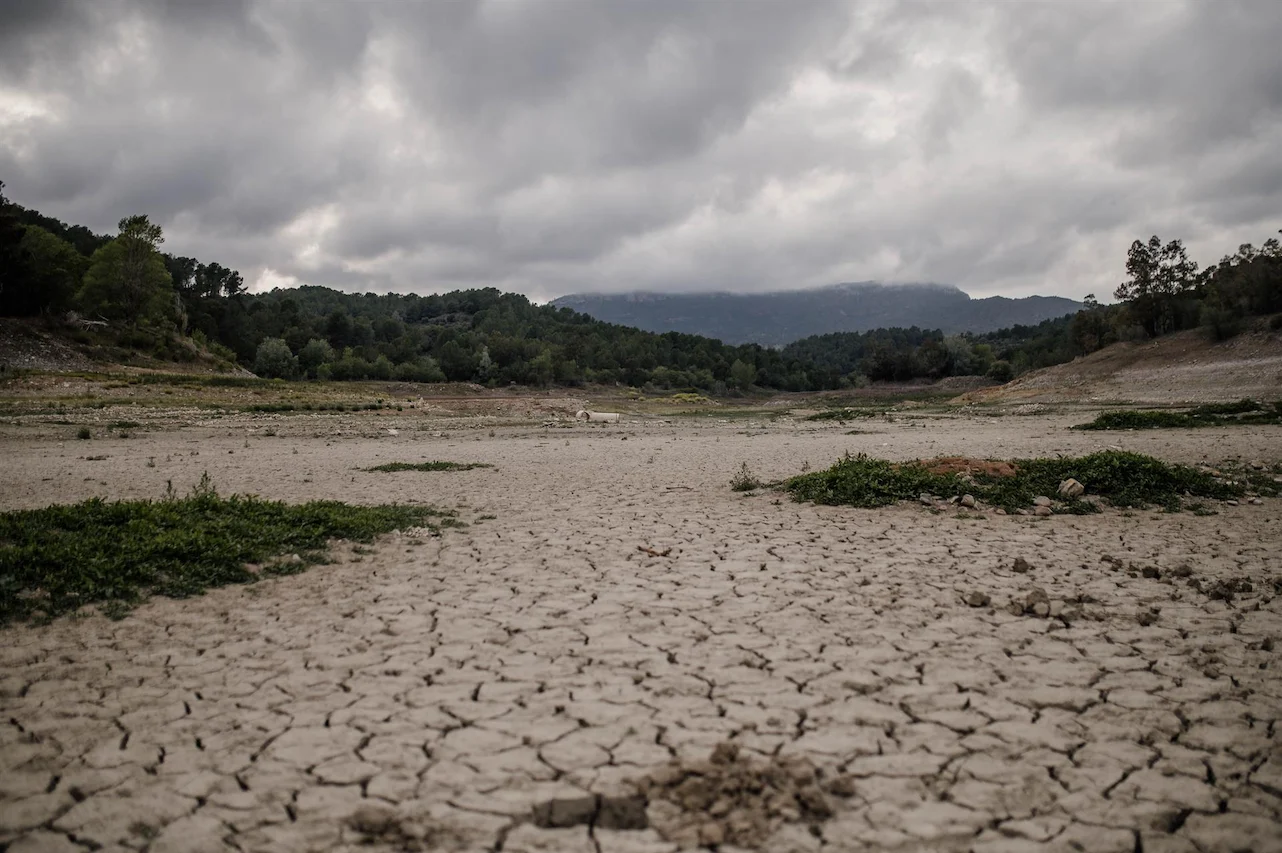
[1,0,1279,303]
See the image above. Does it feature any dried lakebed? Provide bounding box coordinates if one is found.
[1,412,1280,852]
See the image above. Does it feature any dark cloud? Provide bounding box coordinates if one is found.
[1,0,1279,302]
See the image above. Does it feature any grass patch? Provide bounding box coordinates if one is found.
[730,462,766,492]
[805,408,881,422]
[783,450,1243,513]
[1074,400,1282,430]
[365,461,493,473]
[0,474,454,624]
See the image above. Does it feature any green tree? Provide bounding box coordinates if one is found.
[9,225,85,315]
[1114,237,1198,337]
[253,337,298,379]
[729,358,757,389]
[77,215,175,326]
[297,338,335,378]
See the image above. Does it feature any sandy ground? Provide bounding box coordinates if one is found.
[963,327,1282,406]
[1,410,1281,853]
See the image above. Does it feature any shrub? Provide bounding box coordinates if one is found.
[986,361,1015,382]
[730,463,765,492]
[0,475,455,623]
[784,450,1240,512]
[253,338,298,379]
[76,426,92,440]
[365,461,492,472]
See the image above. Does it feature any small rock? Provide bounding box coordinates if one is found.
[948,495,961,505]
[824,776,857,798]
[596,795,648,830]
[1137,609,1159,627]
[919,493,934,506]
[1033,496,1053,507]
[1250,461,1265,470]
[966,591,991,608]
[960,494,976,508]
[1016,508,1031,516]
[1012,557,1033,574]
[698,822,725,847]
[1226,500,1239,506]
[1250,497,1264,505]
[348,805,398,836]
[1023,587,1051,618]
[1141,566,1161,579]
[1057,478,1085,499]
[1034,505,1053,516]
[531,796,599,829]
[995,508,1007,515]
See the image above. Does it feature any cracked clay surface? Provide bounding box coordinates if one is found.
[1,412,1280,852]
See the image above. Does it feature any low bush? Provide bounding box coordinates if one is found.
[365,461,492,472]
[1074,400,1282,430]
[783,450,1242,513]
[0,474,453,624]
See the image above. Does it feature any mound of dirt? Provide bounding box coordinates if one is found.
[917,456,1018,478]
[635,742,855,848]
[0,318,94,372]
[959,323,1282,406]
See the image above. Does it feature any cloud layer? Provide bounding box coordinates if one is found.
[2,0,1279,301]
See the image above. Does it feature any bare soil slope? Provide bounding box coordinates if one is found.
[963,325,1282,406]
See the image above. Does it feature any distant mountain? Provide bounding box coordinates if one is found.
[550,282,1083,346]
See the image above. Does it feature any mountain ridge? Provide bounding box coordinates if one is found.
[551,282,1082,346]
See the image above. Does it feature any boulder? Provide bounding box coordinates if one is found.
[1057,478,1085,499]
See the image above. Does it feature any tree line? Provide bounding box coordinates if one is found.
[2,183,1277,391]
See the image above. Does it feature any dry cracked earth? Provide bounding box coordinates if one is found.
[1,410,1281,853]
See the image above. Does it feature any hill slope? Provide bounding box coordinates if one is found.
[961,324,1282,405]
[551,282,1082,346]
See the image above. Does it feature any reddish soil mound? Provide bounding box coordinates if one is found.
[918,456,1018,478]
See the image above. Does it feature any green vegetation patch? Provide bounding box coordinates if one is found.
[784,450,1244,513]
[1074,400,1282,430]
[365,461,493,473]
[804,408,881,421]
[0,474,454,624]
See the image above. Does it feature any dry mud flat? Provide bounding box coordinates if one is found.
[1,412,1281,853]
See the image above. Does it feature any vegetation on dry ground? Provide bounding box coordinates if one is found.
[6,182,1278,391]
[1073,399,1282,430]
[0,474,455,624]
[365,461,493,472]
[782,451,1272,513]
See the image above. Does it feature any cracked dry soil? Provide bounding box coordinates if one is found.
[1,411,1281,853]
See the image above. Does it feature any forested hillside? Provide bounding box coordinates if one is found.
[551,283,1082,345]
[3,183,1277,392]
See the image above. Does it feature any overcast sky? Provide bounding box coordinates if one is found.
[2,1,1279,302]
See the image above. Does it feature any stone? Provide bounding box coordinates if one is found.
[596,795,649,830]
[966,591,991,608]
[919,493,934,506]
[1226,500,1239,506]
[1012,557,1032,574]
[531,796,598,828]
[1057,479,1085,499]
[1034,505,1053,517]
[1023,587,1050,618]
[347,804,399,835]
[1033,496,1053,507]
[960,494,976,508]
